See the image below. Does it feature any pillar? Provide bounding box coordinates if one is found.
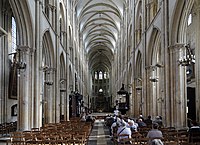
[169,44,187,128]
[17,46,34,131]
[194,1,200,122]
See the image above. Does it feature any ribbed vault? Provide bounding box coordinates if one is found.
[75,0,125,72]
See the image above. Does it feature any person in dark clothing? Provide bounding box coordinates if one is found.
[145,116,153,127]
[189,121,200,143]
[106,116,115,136]
[137,118,147,127]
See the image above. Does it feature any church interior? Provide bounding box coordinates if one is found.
[0,0,200,144]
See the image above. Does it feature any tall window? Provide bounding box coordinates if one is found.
[9,16,18,99]
[104,72,107,79]
[10,17,17,62]
[188,13,192,26]
[95,72,98,79]
[99,71,103,80]
[59,18,62,42]
[44,0,50,18]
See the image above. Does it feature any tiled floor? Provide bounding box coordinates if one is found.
[87,119,113,145]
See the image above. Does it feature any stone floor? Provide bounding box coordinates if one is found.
[87,119,113,145]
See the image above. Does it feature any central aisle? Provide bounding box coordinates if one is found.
[87,119,113,145]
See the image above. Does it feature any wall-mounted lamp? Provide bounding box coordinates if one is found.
[60,79,66,92]
[145,63,164,70]
[45,80,53,86]
[40,100,47,104]
[149,77,159,82]
[41,65,55,86]
[16,48,26,69]
[136,86,142,90]
[9,48,26,70]
[179,44,195,66]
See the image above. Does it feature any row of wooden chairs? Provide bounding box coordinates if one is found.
[11,131,86,145]
[10,119,93,145]
[0,121,17,136]
[112,127,200,145]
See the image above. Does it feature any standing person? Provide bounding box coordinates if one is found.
[146,123,163,145]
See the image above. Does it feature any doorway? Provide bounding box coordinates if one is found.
[187,87,196,120]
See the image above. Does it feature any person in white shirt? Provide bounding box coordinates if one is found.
[117,120,132,142]
[127,119,138,132]
[114,109,120,116]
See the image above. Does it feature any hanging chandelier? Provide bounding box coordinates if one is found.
[179,44,195,66]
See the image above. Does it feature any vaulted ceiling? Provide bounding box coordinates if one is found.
[75,0,126,73]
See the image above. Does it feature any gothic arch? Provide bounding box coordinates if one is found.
[170,0,199,125]
[42,31,55,67]
[59,2,66,45]
[135,51,142,116]
[41,30,55,124]
[135,0,142,44]
[146,28,161,66]
[171,0,194,44]
[60,53,66,120]
[146,28,162,117]
[9,0,33,47]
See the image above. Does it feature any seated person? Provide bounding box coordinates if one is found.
[145,116,153,127]
[117,120,132,143]
[146,123,163,145]
[189,121,200,143]
[127,119,138,132]
[86,115,94,123]
[154,116,163,127]
[137,118,147,127]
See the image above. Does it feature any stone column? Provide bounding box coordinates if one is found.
[144,67,154,117]
[45,68,56,123]
[194,2,200,122]
[17,46,34,131]
[33,0,42,128]
[0,7,8,123]
[169,44,187,128]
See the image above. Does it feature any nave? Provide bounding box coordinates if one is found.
[87,119,113,145]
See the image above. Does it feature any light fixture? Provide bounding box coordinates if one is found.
[44,80,53,85]
[149,77,159,82]
[9,48,26,70]
[179,44,195,66]
[42,66,55,86]
[117,84,128,95]
[136,86,142,90]
[16,48,27,69]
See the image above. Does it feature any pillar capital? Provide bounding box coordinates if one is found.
[17,46,35,54]
[168,43,185,53]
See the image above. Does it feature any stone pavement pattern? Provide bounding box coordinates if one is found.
[87,119,113,145]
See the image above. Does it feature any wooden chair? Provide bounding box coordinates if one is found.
[166,130,178,144]
[118,138,137,145]
[10,131,24,145]
[177,130,189,144]
[31,128,39,131]
[189,131,200,143]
